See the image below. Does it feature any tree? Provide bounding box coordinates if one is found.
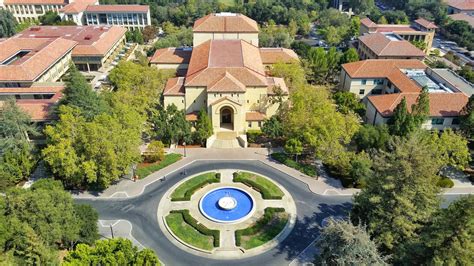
[427,129,471,170]
[332,91,366,116]
[284,138,303,162]
[142,25,158,43]
[0,179,98,264]
[349,0,375,14]
[458,65,474,83]
[399,195,474,265]
[59,65,110,120]
[410,40,427,51]
[194,108,213,146]
[353,124,390,152]
[283,85,360,168]
[411,87,430,125]
[341,48,359,64]
[261,116,283,139]
[0,98,38,151]
[108,61,172,116]
[460,95,474,139]
[351,133,441,254]
[349,151,373,187]
[270,61,306,90]
[126,29,144,44]
[306,47,342,84]
[150,104,192,145]
[288,19,298,38]
[0,9,17,38]
[315,218,387,265]
[0,143,35,191]
[63,238,159,265]
[291,41,311,58]
[144,140,165,163]
[39,11,61,25]
[42,105,142,189]
[388,97,416,136]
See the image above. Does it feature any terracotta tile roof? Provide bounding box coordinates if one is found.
[193,13,258,33]
[4,0,66,4]
[386,69,421,93]
[342,59,427,78]
[149,48,192,64]
[60,0,97,13]
[448,0,474,10]
[15,99,57,121]
[185,111,198,121]
[17,26,126,56]
[0,84,64,94]
[185,40,267,87]
[267,77,289,95]
[163,77,185,96]
[208,72,246,92]
[85,4,149,13]
[374,26,417,33]
[358,33,426,57]
[246,111,266,121]
[0,38,76,82]
[368,92,469,117]
[361,18,376,28]
[414,18,438,29]
[449,13,474,27]
[259,48,299,64]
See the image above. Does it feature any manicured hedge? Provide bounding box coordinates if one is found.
[246,130,263,143]
[271,152,317,177]
[235,207,286,248]
[136,153,182,179]
[169,210,220,247]
[171,172,220,201]
[437,177,454,188]
[233,172,284,199]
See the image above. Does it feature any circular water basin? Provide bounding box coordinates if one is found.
[199,187,255,224]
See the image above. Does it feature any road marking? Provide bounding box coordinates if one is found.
[289,238,318,266]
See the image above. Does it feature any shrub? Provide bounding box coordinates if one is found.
[437,178,454,188]
[143,140,165,163]
[169,210,219,247]
[235,207,286,247]
[233,172,284,199]
[171,173,220,201]
[271,153,317,177]
[247,130,263,143]
[136,153,182,179]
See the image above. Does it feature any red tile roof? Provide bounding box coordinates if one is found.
[85,4,149,13]
[449,13,474,27]
[448,0,474,10]
[17,26,126,56]
[193,13,258,33]
[163,77,185,96]
[208,72,246,92]
[0,84,64,94]
[185,111,198,121]
[185,40,267,87]
[246,111,266,121]
[361,17,376,28]
[368,92,469,117]
[414,18,438,29]
[60,0,97,13]
[0,38,76,82]
[259,48,299,64]
[342,59,427,78]
[358,33,426,57]
[150,48,192,64]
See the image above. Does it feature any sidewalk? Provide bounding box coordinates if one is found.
[71,148,474,199]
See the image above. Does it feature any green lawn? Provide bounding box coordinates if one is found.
[165,212,215,251]
[136,153,182,179]
[271,152,317,177]
[218,0,235,6]
[233,172,284,199]
[235,208,288,249]
[170,172,220,201]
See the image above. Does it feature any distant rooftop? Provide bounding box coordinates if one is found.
[358,33,426,57]
[193,13,259,33]
[432,68,474,96]
[405,70,455,93]
[85,4,149,13]
[448,0,474,11]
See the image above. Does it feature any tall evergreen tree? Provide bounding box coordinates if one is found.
[389,97,416,136]
[411,87,430,126]
[194,108,213,146]
[0,99,38,151]
[0,9,17,38]
[315,218,387,265]
[351,133,441,254]
[460,95,474,139]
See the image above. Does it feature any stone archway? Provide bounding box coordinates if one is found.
[220,106,233,130]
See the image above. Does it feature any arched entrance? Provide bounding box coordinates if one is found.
[220,106,233,130]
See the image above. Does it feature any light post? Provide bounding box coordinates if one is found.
[183,141,187,157]
[132,164,137,182]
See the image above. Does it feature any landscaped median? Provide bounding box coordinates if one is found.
[233,171,284,199]
[270,152,317,177]
[165,210,220,251]
[170,172,220,201]
[235,207,288,249]
[136,153,182,179]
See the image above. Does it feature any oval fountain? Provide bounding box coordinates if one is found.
[199,187,255,224]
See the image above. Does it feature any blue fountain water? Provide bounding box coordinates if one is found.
[199,187,254,223]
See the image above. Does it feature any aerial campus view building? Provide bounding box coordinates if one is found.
[150,13,298,148]
[0,0,151,29]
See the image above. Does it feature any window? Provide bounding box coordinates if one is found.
[247,100,249,103]
[452,118,460,125]
[258,121,262,127]
[375,79,384,85]
[372,89,382,95]
[359,89,365,95]
[248,122,252,127]
[214,93,217,97]
[257,100,260,103]
[361,79,367,85]
[181,99,184,103]
[431,118,444,125]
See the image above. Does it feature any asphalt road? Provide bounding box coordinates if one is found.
[75,160,464,266]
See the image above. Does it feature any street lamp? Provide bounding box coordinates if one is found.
[132,164,137,182]
[183,141,187,157]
